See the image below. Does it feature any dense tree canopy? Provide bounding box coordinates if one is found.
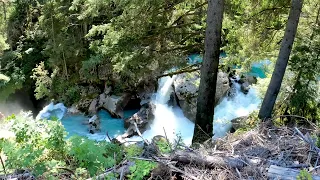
[0,0,319,119]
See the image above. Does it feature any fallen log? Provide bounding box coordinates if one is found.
[171,150,247,169]
[268,165,320,180]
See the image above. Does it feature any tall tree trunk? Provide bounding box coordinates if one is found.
[192,0,224,144]
[258,0,303,120]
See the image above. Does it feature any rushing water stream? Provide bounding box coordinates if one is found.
[61,109,137,141]
[36,61,265,145]
[128,76,261,145]
[37,75,261,145]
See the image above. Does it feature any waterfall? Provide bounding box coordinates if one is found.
[44,75,261,144]
[212,82,261,138]
[129,76,261,145]
[128,76,195,145]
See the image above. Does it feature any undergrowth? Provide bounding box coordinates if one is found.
[0,112,158,179]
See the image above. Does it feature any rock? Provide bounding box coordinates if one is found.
[67,106,81,114]
[88,115,98,123]
[137,79,156,105]
[98,93,133,118]
[76,99,92,113]
[88,115,100,134]
[80,86,101,98]
[241,81,250,94]
[168,87,179,107]
[179,99,197,121]
[238,75,257,94]
[88,98,98,115]
[173,71,230,122]
[231,116,249,131]
[151,135,167,145]
[104,84,112,95]
[122,103,155,138]
[246,75,258,85]
[101,95,122,118]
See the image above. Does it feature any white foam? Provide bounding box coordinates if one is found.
[128,76,195,145]
[213,83,261,138]
[128,76,261,145]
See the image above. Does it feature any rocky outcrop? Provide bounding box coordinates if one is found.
[136,79,156,106]
[240,82,250,94]
[122,103,155,138]
[76,99,92,113]
[88,115,100,134]
[80,85,101,98]
[98,93,133,118]
[173,71,230,122]
[67,106,81,114]
[88,98,98,114]
[239,75,257,94]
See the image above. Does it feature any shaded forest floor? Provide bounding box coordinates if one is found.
[148,121,320,180]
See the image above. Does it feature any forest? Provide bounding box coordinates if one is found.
[0,0,319,179]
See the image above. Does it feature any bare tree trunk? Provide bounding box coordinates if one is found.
[192,0,224,144]
[258,0,303,120]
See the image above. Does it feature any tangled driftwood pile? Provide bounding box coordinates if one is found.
[154,123,320,180]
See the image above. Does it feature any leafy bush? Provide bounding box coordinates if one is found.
[68,136,122,176]
[297,169,312,180]
[127,160,157,180]
[2,113,67,176]
[0,112,126,178]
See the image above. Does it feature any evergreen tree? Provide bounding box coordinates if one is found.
[192,0,224,144]
[259,0,303,120]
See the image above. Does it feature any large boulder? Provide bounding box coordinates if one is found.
[67,106,81,114]
[239,75,258,94]
[98,93,133,118]
[173,71,230,122]
[122,103,155,138]
[136,79,156,106]
[76,98,92,113]
[240,81,250,94]
[88,98,98,115]
[88,115,101,134]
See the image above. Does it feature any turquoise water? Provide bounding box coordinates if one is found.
[61,109,138,141]
[188,54,270,78]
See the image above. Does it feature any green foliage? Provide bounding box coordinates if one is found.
[0,112,129,178]
[68,136,122,176]
[156,138,172,154]
[127,160,157,180]
[2,112,67,176]
[31,62,55,99]
[297,169,312,180]
[234,111,261,134]
[124,144,143,158]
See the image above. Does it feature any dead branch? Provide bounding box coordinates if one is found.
[268,165,320,180]
[294,127,320,153]
[157,67,200,79]
[134,122,149,145]
[171,150,247,169]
